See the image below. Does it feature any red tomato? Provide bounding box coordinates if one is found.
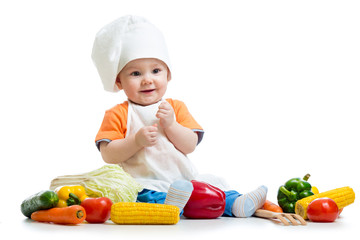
[81,197,113,223]
[307,198,339,222]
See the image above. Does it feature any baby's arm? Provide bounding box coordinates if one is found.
[156,102,198,154]
[99,125,158,164]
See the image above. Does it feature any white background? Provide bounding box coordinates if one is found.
[1,0,359,239]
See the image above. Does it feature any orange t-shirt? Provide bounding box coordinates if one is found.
[95,98,204,149]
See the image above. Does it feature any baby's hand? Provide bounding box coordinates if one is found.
[156,101,175,129]
[135,124,158,147]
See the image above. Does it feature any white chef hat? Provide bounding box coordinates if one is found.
[91,15,172,92]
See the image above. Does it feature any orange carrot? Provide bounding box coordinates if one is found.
[31,205,86,224]
[262,200,283,213]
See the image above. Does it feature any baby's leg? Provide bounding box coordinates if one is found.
[164,180,193,212]
[232,185,267,217]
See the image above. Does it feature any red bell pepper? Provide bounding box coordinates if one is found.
[183,180,226,219]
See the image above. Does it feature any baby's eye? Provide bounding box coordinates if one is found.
[131,71,141,76]
[152,68,161,74]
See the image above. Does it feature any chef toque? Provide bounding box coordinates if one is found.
[91,15,172,92]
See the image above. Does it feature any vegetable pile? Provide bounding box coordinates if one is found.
[274,173,355,223]
[254,173,355,224]
[21,165,144,225]
[21,168,356,226]
[21,187,113,224]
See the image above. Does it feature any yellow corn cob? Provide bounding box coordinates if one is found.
[295,186,355,219]
[110,202,180,225]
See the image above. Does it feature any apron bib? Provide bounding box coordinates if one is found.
[119,100,199,192]
[119,100,230,192]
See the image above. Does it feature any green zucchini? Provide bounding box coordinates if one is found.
[21,190,59,218]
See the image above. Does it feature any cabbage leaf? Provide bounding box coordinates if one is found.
[50,165,143,203]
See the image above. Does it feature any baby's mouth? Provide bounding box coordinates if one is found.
[140,89,155,93]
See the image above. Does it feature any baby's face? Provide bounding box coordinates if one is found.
[117,58,170,105]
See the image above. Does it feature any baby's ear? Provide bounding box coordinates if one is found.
[115,76,123,90]
[167,67,172,81]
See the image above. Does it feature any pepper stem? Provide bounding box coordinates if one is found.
[279,186,291,198]
[279,186,298,201]
[303,173,311,181]
[67,193,81,206]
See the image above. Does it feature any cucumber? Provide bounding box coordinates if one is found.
[21,190,59,218]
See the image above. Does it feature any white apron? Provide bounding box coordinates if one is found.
[119,100,229,192]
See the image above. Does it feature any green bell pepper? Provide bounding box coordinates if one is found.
[277,174,314,213]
